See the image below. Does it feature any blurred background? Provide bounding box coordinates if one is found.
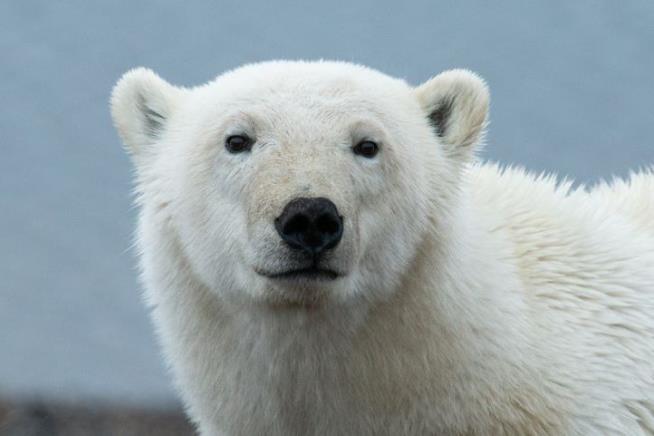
[1,1,653,434]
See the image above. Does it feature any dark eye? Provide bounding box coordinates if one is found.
[352,140,379,158]
[225,135,252,153]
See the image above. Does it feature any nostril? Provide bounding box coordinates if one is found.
[315,213,341,235]
[283,213,310,236]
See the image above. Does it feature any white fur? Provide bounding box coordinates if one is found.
[111,61,654,435]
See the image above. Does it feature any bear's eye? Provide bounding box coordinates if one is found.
[352,140,379,158]
[225,135,252,153]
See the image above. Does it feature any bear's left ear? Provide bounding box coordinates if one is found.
[415,69,489,159]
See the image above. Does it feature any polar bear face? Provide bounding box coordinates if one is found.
[111,61,488,307]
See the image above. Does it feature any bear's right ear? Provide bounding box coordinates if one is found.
[110,68,184,164]
[415,69,489,160]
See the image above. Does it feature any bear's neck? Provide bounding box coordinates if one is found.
[145,194,550,434]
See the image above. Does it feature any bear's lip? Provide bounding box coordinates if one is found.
[257,266,341,281]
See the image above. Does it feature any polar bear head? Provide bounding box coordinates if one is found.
[111,61,488,308]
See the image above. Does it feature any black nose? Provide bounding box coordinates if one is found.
[275,197,343,256]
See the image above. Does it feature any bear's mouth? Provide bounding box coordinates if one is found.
[257,266,341,281]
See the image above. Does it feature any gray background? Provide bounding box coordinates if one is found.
[1,0,653,409]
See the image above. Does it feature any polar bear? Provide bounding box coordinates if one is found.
[111,61,654,435]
